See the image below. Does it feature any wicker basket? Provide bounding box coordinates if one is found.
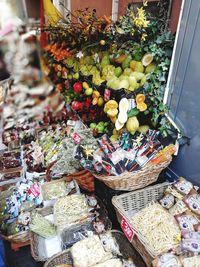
[44,249,72,267]
[30,206,54,262]
[1,230,30,244]
[94,156,172,191]
[30,197,110,262]
[44,230,146,267]
[65,170,94,192]
[46,162,95,192]
[112,182,170,267]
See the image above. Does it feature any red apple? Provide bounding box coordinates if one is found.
[73,82,83,94]
[71,101,82,111]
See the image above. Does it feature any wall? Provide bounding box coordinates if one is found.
[166,0,200,186]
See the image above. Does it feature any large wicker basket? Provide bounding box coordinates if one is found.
[44,249,72,267]
[94,156,172,191]
[44,230,146,267]
[46,162,94,192]
[1,230,30,244]
[31,198,111,262]
[112,182,170,267]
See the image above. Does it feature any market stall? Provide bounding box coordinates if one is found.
[1,1,200,267]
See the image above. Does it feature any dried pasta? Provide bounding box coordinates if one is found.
[131,202,181,256]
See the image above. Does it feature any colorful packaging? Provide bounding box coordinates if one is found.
[181,238,200,253]
[175,211,199,231]
[159,194,175,209]
[152,253,182,267]
[183,190,200,216]
[173,177,193,195]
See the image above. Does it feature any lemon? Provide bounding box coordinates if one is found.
[142,53,153,67]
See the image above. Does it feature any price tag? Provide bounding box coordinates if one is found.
[72,132,81,144]
[121,217,134,242]
[27,184,40,198]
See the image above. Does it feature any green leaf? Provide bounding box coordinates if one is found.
[127,107,139,117]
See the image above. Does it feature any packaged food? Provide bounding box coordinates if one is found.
[42,180,67,200]
[175,211,199,231]
[169,200,188,216]
[194,223,200,231]
[173,177,193,195]
[165,185,183,200]
[181,255,200,267]
[181,238,200,253]
[182,230,200,240]
[183,190,200,216]
[152,253,182,267]
[30,212,56,238]
[159,194,175,209]
[54,194,91,228]
[100,231,121,256]
[71,235,113,267]
[93,259,123,267]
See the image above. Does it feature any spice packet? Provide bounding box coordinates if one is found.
[182,230,200,240]
[152,253,182,267]
[175,211,199,231]
[169,200,188,216]
[165,185,184,200]
[183,190,200,216]
[181,238,200,253]
[159,194,175,209]
[173,177,193,195]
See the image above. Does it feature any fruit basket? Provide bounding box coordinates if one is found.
[112,182,170,267]
[94,156,172,191]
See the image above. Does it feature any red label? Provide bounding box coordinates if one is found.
[72,132,81,144]
[104,89,111,101]
[121,217,134,242]
[27,184,40,198]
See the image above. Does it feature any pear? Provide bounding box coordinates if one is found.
[107,77,120,90]
[131,72,145,81]
[145,63,156,74]
[126,116,139,134]
[130,61,144,73]
[128,76,137,88]
[114,66,123,77]
[101,55,110,68]
[119,75,129,81]
[118,79,129,90]
[138,125,150,134]
[122,55,132,70]
[123,68,133,76]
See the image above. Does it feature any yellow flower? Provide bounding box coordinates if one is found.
[141,33,147,41]
[134,7,149,28]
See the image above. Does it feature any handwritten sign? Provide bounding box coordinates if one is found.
[121,217,134,242]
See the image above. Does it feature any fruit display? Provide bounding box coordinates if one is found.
[42,3,175,138]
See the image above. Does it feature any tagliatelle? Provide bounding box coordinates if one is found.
[131,202,181,256]
[54,194,91,228]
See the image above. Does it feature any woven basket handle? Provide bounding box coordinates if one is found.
[46,160,57,182]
